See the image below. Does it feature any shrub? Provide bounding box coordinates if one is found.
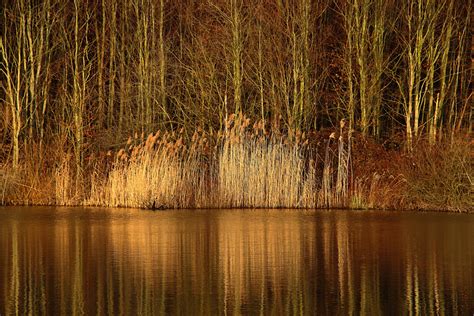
[403,138,473,212]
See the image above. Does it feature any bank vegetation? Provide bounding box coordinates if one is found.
[1,0,472,211]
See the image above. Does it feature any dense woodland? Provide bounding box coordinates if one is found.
[0,0,472,209]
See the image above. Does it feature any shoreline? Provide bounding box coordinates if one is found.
[1,203,472,214]
[2,123,471,214]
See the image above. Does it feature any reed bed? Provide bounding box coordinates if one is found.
[217,135,307,208]
[4,115,470,212]
[86,115,353,209]
[54,157,74,206]
[0,165,12,205]
[86,130,209,209]
[402,138,473,212]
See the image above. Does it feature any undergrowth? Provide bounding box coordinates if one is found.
[403,138,473,212]
[1,115,471,212]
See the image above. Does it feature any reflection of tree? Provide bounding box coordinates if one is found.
[0,209,473,314]
[72,223,84,316]
[5,221,19,316]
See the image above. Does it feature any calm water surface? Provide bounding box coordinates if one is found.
[0,207,473,315]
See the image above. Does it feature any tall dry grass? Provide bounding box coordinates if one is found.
[54,156,75,206]
[0,164,12,205]
[5,116,469,212]
[217,115,308,208]
[87,115,353,209]
[0,148,56,206]
[403,137,473,212]
[86,130,210,209]
[217,134,307,208]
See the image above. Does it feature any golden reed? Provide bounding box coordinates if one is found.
[85,115,357,209]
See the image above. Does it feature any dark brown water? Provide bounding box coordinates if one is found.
[0,207,473,315]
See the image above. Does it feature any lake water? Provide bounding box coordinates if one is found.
[0,207,472,315]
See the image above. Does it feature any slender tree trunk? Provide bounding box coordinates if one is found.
[107,1,117,129]
[231,0,243,114]
[158,0,169,127]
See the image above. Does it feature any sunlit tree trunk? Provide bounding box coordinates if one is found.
[257,25,265,126]
[158,0,169,127]
[69,0,92,192]
[403,0,431,150]
[230,0,243,115]
[428,1,453,144]
[344,4,356,133]
[354,0,370,135]
[95,0,107,128]
[0,0,48,169]
[398,0,466,148]
[449,0,471,137]
[344,0,387,137]
[118,0,131,134]
[135,0,154,132]
[290,0,311,130]
[72,0,84,189]
[38,0,53,156]
[370,0,386,138]
[107,1,117,129]
[0,36,22,169]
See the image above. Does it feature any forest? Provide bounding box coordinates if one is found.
[1,0,472,211]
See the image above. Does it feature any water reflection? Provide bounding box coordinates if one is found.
[0,208,473,314]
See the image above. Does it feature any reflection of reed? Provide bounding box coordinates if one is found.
[5,221,19,316]
[336,214,355,314]
[400,219,474,315]
[0,209,473,314]
[53,220,72,315]
[72,224,84,316]
[216,212,308,314]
